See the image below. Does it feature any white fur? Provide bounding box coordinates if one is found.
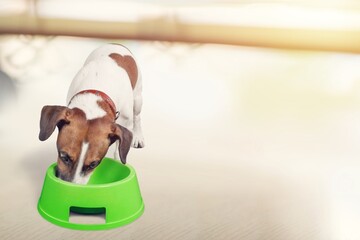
[67,57,133,114]
[67,45,137,130]
[68,93,106,120]
[73,142,91,184]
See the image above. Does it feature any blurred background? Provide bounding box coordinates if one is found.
[1,0,360,239]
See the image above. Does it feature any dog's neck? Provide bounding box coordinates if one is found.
[68,92,116,121]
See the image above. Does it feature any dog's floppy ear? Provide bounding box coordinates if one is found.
[109,124,133,164]
[39,105,71,141]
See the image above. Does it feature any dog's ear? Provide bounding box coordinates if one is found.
[39,105,72,141]
[109,124,133,164]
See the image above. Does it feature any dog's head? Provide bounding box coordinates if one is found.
[38,105,132,184]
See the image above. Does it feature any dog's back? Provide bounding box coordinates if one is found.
[66,44,140,119]
[84,44,135,66]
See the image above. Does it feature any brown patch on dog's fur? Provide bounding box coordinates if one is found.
[109,53,138,89]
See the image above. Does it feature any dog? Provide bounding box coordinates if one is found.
[39,43,144,184]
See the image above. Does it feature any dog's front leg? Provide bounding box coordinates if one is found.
[131,76,145,148]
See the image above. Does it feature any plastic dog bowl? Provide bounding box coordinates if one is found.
[37,158,144,230]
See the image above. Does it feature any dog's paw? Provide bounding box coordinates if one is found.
[132,132,145,148]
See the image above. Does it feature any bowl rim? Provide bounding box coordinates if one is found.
[46,158,136,188]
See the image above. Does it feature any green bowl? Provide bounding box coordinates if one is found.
[37,158,144,230]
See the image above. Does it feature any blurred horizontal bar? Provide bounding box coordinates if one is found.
[0,14,360,53]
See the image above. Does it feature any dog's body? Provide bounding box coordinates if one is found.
[39,44,144,184]
[67,44,144,147]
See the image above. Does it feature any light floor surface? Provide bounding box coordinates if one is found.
[1,36,360,239]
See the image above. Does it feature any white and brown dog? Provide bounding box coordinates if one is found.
[39,44,144,184]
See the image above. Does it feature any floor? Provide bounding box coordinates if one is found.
[1,36,360,239]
